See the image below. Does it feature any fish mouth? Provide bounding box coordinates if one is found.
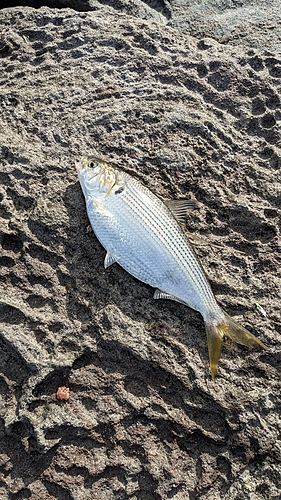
[75,160,82,173]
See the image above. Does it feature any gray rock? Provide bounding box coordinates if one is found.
[169,0,281,54]
[2,0,281,52]
[1,0,172,23]
[0,5,280,500]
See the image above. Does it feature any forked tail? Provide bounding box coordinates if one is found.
[205,312,266,380]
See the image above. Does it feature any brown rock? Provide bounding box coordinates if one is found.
[0,6,280,500]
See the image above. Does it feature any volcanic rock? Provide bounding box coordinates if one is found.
[0,5,280,499]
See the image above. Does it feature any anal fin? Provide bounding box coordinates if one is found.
[153,289,187,305]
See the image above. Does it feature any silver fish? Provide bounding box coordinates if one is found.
[76,156,265,379]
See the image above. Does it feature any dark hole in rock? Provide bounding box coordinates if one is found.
[7,419,34,440]
[260,113,276,129]
[26,294,50,308]
[1,232,24,252]
[33,367,71,397]
[0,255,15,267]
[0,303,25,325]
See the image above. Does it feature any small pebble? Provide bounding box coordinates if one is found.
[56,386,70,401]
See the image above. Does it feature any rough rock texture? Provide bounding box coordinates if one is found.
[169,0,281,54]
[0,0,172,24]
[2,0,281,53]
[0,5,280,500]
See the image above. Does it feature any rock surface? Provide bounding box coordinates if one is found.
[1,0,281,53]
[0,5,280,500]
[170,0,281,54]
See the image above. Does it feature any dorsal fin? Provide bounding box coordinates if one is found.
[164,199,199,224]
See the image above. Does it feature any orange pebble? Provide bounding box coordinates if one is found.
[56,386,70,401]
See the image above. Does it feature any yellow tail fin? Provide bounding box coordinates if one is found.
[205,312,266,380]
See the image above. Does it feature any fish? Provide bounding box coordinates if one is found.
[76,156,265,380]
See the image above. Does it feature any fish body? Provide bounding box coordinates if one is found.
[76,156,265,379]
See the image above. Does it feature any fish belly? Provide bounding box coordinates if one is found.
[86,194,218,317]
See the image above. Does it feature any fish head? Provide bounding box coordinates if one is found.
[75,156,116,200]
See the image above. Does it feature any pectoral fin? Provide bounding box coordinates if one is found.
[93,200,113,218]
[104,252,117,269]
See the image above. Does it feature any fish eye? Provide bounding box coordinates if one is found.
[89,161,95,169]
